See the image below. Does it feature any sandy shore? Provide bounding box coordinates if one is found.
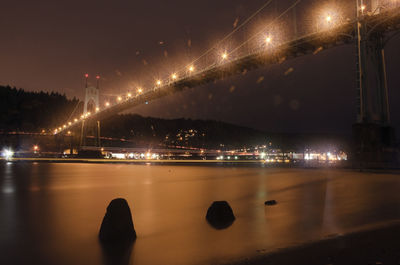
[229,222,400,265]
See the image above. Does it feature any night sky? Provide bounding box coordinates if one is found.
[1,0,399,135]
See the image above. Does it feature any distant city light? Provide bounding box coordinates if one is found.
[105,102,110,107]
[74,118,78,122]
[111,153,126,159]
[33,145,39,151]
[156,80,162,86]
[2,149,14,160]
[188,66,195,72]
[265,36,272,44]
[96,107,100,112]
[221,52,228,60]
[117,96,122,101]
[127,93,132,98]
[171,73,177,80]
[137,88,143,94]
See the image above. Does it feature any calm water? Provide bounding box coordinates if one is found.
[1,162,400,265]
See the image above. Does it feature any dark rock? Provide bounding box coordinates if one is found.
[101,240,133,265]
[265,200,277,206]
[99,198,136,243]
[206,201,235,229]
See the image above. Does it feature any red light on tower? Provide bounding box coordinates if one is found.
[84,73,89,88]
[96,75,100,89]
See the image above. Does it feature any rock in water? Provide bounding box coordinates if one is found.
[99,198,136,243]
[206,201,235,229]
[264,200,277,206]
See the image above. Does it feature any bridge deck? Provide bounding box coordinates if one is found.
[56,7,400,135]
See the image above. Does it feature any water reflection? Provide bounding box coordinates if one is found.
[101,241,134,265]
[0,163,399,265]
[2,162,15,194]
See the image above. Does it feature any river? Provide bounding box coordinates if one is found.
[1,162,399,265]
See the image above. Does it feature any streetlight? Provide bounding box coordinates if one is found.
[317,8,341,31]
[360,4,366,14]
[326,15,332,22]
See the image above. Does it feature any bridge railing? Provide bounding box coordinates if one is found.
[53,4,400,135]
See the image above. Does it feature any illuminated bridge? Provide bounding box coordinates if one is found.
[54,0,400,156]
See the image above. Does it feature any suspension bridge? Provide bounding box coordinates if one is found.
[53,0,400,161]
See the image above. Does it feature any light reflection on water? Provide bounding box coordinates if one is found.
[0,163,399,265]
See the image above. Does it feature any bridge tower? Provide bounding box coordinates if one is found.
[353,0,397,165]
[80,74,101,148]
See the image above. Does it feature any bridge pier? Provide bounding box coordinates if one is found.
[80,120,101,147]
[353,2,398,167]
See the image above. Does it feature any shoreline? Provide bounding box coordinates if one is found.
[2,158,399,171]
[0,157,332,166]
[1,157,271,164]
[227,221,400,265]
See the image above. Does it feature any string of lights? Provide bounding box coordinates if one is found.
[53,0,400,135]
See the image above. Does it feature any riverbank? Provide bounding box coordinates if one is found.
[1,157,265,164]
[229,221,400,265]
[0,157,351,168]
[3,157,398,170]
